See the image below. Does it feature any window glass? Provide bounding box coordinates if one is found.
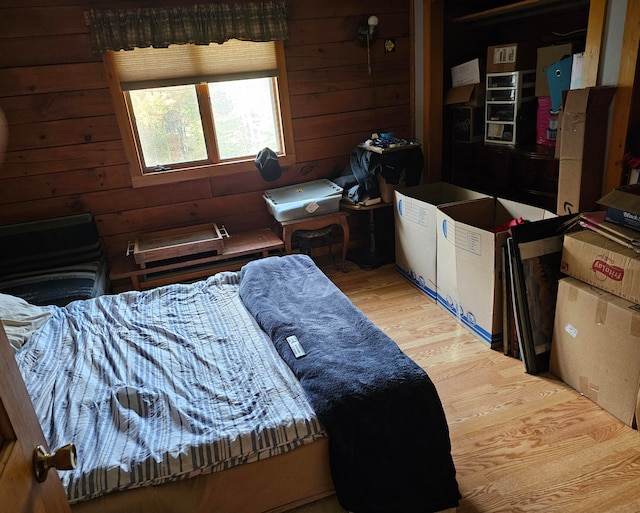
[208,78,282,160]
[129,85,208,168]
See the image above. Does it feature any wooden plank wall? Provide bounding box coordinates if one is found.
[0,0,413,260]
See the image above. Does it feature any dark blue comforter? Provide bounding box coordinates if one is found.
[239,255,460,513]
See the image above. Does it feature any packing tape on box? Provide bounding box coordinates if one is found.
[567,285,579,302]
[595,299,608,326]
[580,376,599,402]
[631,312,640,338]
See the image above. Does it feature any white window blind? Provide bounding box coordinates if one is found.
[112,40,278,90]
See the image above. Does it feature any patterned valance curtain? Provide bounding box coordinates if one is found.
[89,1,288,53]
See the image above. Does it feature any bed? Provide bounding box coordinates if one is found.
[3,254,460,513]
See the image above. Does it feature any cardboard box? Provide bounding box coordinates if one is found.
[536,44,573,97]
[394,183,489,300]
[598,183,640,232]
[452,106,484,143]
[550,276,640,427]
[445,83,484,108]
[561,229,640,304]
[556,87,616,215]
[436,197,555,347]
[486,42,537,73]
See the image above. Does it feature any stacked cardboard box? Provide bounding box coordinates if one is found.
[555,87,616,215]
[445,59,485,143]
[550,185,640,428]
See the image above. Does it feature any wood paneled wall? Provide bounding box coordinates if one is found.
[0,0,413,260]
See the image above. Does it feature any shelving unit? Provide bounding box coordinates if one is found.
[484,69,536,145]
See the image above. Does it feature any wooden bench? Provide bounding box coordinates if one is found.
[109,227,284,291]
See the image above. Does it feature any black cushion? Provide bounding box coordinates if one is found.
[0,213,109,306]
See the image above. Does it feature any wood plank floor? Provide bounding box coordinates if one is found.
[289,259,640,513]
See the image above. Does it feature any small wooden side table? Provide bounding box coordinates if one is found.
[279,211,350,272]
[340,201,394,269]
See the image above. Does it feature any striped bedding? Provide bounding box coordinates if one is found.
[14,272,325,504]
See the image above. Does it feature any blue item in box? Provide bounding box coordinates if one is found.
[598,183,640,232]
[263,179,343,222]
[546,56,572,112]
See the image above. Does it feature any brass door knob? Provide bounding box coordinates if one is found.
[33,443,77,483]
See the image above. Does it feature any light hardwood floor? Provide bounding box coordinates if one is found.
[288,260,640,513]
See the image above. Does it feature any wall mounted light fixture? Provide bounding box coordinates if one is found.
[355,15,379,74]
[354,15,378,46]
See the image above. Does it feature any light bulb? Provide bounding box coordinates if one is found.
[368,15,378,35]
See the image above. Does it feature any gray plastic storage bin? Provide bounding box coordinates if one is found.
[263,179,343,222]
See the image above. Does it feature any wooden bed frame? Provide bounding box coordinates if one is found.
[69,435,457,513]
[70,438,334,513]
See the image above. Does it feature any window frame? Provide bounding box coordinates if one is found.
[104,41,295,188]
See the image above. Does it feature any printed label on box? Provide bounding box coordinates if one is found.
[399,199,429,226]
[592,256,624,281]
[442,219,482,256]
[394,184,491,304]
[493,45,517,64]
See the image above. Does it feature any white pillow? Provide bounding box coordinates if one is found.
[0,293,53,353]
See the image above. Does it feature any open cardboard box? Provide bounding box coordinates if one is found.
[436,197,555,347]
[445,83,484,107]
[394,183,489,300]
[550,276,640,428]
[445,58,485,143]
[446,58,484,107]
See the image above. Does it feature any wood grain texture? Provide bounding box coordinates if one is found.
[298,260,640,513]
[0,0,412,259]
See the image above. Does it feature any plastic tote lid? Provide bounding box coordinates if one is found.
[254,147,282,182]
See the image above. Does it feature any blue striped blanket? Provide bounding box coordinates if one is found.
[15,272,324,504]
[239,255,460,513]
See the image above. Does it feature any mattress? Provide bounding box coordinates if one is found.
[263,179,343,221]
[14,272,325,504]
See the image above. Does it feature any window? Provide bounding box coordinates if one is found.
[106,39,294,186]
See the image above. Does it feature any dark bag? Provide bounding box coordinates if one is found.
[255,147,282,181]
[347,147,381,202]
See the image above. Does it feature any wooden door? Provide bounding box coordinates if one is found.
[0,323,71,513]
